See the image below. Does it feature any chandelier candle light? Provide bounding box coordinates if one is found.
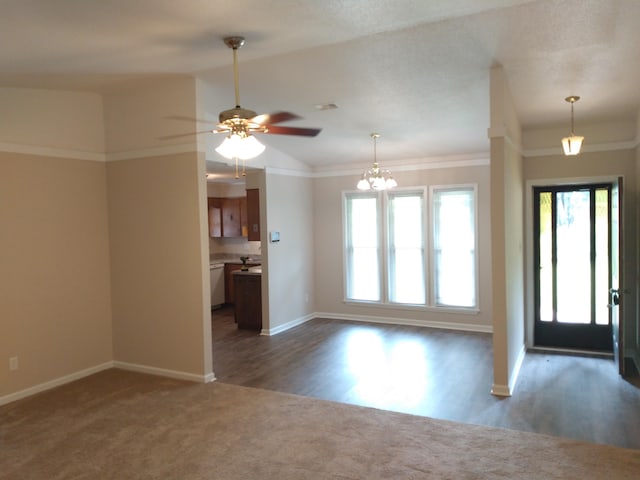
[357,133,397,190]
[561,95,584,156]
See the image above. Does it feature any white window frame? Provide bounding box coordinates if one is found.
[343,184,478,312]
[429,184,479,310]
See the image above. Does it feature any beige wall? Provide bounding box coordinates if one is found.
[0,152,113,398]
[107,152,212,379]
[312,162,493,330]
[0,87,105,154]
[262,171,315,332]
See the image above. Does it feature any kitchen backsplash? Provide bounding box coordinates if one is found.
[209,236,261,257]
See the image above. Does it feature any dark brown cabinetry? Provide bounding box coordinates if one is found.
[224,262,260,304]
[208,196,248,238]
[233,272,262,330]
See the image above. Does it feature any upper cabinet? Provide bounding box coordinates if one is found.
[208,190,260,240]
[208,196,247,238]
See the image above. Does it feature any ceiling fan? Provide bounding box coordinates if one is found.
[214,36,321,139]
[211,36,321,168]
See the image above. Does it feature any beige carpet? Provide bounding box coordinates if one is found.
[1,369,638,479]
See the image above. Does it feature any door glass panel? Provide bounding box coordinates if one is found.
[556,190,590,324]
[538,191,553,322]
[595,188,609,325]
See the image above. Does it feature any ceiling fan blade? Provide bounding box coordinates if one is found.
[251,111,301,125]
[264,125,322,137]
[157,129,212,140]
[165,115,218,125]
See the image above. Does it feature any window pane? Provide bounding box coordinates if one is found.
[555,190,590,324]
[388,194,425,304]
[346,195,380,301]
[433,189,476,307]
[595,188,609,325]
[538,191,553,321]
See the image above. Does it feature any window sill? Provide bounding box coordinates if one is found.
[343,299,479,316]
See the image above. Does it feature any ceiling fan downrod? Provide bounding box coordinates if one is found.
[224,36,245,109]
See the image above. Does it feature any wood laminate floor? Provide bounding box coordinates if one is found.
[211,305,640,450]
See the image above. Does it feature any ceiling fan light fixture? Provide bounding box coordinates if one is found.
[357,133,397,191]
[215,132,265,160]
[561,95,583,156]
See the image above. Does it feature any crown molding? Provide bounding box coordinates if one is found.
[523,138,639,158]
[105,143,197,162]
[0,142,105,162]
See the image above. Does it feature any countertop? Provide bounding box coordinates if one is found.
[209,254,261,267]
[231,265,262,276]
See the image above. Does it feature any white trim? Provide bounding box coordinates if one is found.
[523,139,639,158]
[112,361,215,383]
[314,311,492,333]
[0,142,106,162]
[0,362,113,407]
[261,313,314,336]
[491,344,525,397]
[0,142,200,162]
[509,344,526,394]
[314,155,490,179]
[491,383,511,397]
[264,166,313,178]
[105,143,197,162]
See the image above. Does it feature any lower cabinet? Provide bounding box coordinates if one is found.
[233,273,262,330]
[224,262,260,304]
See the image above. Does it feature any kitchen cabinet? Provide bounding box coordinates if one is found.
[233,271,262,330]
[207,198,222,237]
[208,196,248,238]
[224,262,260,304]
[246,188,260,241]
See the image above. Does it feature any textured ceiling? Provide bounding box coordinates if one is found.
[0,0,638,168]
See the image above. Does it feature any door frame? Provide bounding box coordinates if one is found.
[524,175,624,355]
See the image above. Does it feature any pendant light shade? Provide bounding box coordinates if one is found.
[357,133,397,191]
[561,96,584,156]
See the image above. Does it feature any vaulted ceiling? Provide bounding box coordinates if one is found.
[1,0,638,168]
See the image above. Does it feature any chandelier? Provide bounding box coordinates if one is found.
[357,133,397,190]
[561,96,584,156]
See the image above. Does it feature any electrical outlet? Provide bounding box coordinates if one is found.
[9,356,18,371]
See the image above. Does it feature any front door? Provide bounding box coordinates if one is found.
[533,183,613,352]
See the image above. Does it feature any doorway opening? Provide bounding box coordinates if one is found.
[533,183,613,352]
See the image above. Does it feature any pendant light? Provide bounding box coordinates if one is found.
[561,96,584,156]
[357,133,397,190]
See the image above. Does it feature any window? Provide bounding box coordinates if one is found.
[345,193,380,301]
[432,187,476,307]
[387,192,425,304]
[344,186,477,309]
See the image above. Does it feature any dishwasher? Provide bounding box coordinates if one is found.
[210,263,225,309]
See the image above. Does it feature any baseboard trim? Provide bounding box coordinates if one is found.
[491,344,526,398]
[112,361,215,383]
[0,362,114,407]
[262,314,314,336]
[491,383,512,397]
[314,312,492,334]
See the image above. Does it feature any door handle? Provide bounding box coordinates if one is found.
[608,288,620,308]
